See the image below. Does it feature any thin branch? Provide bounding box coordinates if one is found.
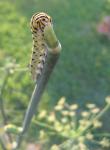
[80,103,110,136]
[0,72,9,124]
[0,67,28,72]
[0,70,13,143]
[0,137,7,150]
[94,133,110,138]
[32,120,69,139]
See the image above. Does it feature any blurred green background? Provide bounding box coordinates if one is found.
[0,0,110,147]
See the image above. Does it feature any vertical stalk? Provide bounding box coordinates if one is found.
[0,138,7,150]
[0,69,12,145]
[0,72,9,125]
[13,23,61,149]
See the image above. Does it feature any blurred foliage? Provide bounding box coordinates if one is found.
[0,0,110,149]
[32,97,110,150]
[0,97,110,150]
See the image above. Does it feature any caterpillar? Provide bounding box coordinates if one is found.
[30,12,52,81]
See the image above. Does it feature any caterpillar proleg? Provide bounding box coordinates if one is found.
[30,12,52,81]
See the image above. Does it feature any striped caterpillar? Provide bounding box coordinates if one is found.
[30,12,52,81]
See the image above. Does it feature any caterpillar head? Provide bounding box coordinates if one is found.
[31,12,52,32]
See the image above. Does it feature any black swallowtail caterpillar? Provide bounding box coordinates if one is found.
[30,12,52,81]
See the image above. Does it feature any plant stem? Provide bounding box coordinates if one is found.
[13,23,61,150]
[0,137,7,150]
[33,120,70,139]
[0,72,9,125]
[0,70,13,143]
[94,133,110,138]
[94,103,110,120]
[81,103,110,136]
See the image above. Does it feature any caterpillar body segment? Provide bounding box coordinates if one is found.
[30,12,52,81]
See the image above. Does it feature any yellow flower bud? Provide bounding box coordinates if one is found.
[69,104,78,110]
[58,97,66,106]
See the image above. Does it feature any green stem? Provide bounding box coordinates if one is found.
[33,120,56,131]
[0,69,13,143]
[81,103,110,136]
[94,133,110,138]
[94,104,110,120]
[44,24,60,49]
[0,138,7,150]
[33,120,69,139]
[13,21,61,150]
[0,71,9,125]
